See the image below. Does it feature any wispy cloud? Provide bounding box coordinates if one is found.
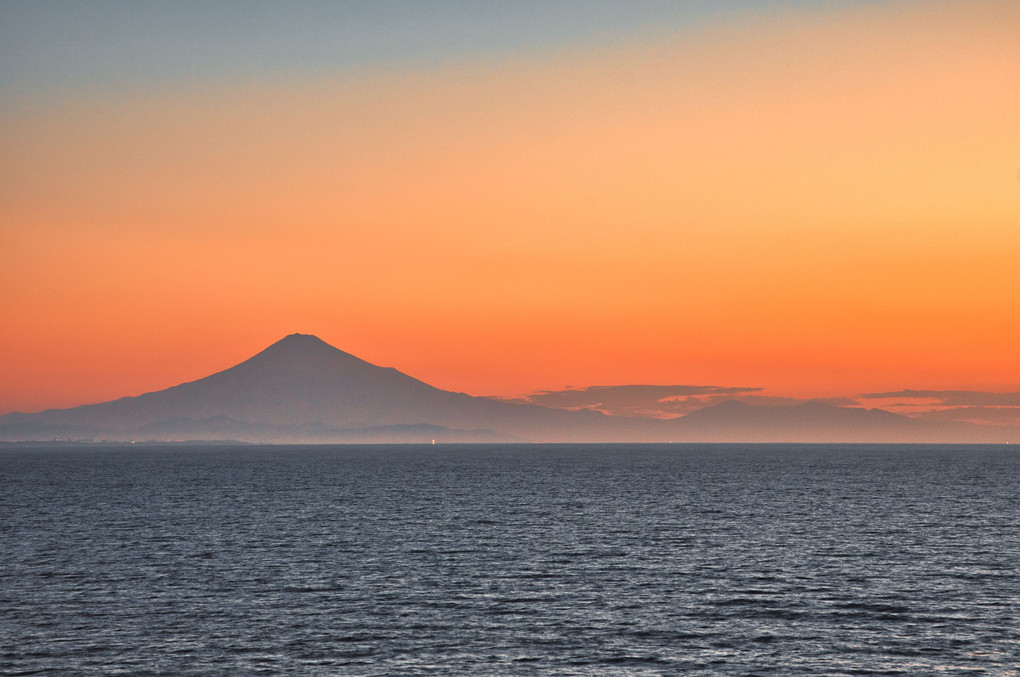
[860,390,1020,407]
[507,383,1020,426]
[911,406,1020,426]
[858,390,1020,426]
[505,385,868,419]
[504,385,760,418]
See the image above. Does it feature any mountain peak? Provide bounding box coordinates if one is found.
[261,333,348,356]
[244,333,370,370]
[275,332,331,347]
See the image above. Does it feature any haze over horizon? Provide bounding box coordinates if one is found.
[3,332,1019,438]
[3,1,1019,421]
[4,332,1017,443]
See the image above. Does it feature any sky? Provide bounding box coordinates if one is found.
[2,0,1019,419]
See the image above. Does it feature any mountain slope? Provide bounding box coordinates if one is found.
[0,334,643,442]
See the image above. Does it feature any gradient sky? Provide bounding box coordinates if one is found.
[2,0,1019,415]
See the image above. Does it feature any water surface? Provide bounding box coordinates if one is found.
[2,443,1017,675]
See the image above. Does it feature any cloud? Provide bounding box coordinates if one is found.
[912,406,1020,427]
[855,390,1020,425]
[505,384,1020,427]
[731,395,862,409]
[860,390,1020,407]
[507,386,872,418]
[499,384,1020,426]
[508,385,762,418]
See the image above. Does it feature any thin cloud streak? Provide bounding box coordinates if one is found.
[508,385,761,418]
[858,389,1020,426]
[860,390,1020,407]
[511,385,1020,427]
[912,405,1020,426]
[507,385,867,419]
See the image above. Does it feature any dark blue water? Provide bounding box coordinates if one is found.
[1,444,1017,675]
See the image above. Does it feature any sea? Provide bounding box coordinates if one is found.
[1,443,1017,676]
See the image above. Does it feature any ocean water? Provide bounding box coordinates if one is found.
[1,444,1017,676]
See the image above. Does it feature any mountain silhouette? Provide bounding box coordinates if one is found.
[1,334,1016,443]
[0,334,643,442]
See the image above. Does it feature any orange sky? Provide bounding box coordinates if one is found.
[2,0,1019,414]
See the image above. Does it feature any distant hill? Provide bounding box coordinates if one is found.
[2,334,1017,443]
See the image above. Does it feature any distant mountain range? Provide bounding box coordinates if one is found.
[1,334,1017,443]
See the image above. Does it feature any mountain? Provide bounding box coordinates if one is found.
[0,334,653,443]
[2,334,1017,443]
